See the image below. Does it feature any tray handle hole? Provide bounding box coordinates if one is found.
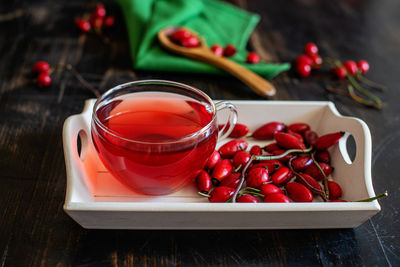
[77,130,89,161]
[338,132,356,164]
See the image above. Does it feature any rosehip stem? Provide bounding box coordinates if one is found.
[254,146,313,161]
[288,156,328,201]
[198,192,210,198]
[232,159,253,203]
[356,73,386,91]
[355,191,388,202]
[347,74,382,109]
[311,153,330,200]
[348,85,382,109]
[65,64,101,98]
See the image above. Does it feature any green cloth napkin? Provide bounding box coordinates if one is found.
[116,0,290,79]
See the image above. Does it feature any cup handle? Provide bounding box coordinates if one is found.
[215,101,238,140]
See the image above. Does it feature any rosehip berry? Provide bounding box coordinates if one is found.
[332,66,347,79]
[249,145,262,156]
[304,42,319,57]
[260,184,284,196]
[91,17,103,29]
[211,44,224,57]
[286,182,313,202]
[246,167,269,188]
[304,162,333,181]
[295,54,313,66]
[32,61,50,74]
[237,194,259,203]
[220,173,241,188]
[246,52,260,64]
[229,123,249,138]
[314,131,344,151]
[295,62,311,77]
[264,142,281,153]
[219,139,248,158]
[209,186,235,202]
[274,132,306,150]
[264,193,291,203]
[295,173,322,192]
[287,123,310,134]
[211,159,233,184]
[37,73,51,87]
[224,44,236,57]
[253,121,285,140]
[94,4,106,18]
[75,18,91,32]
[343,60,358,75]
[303,130,319,146]
[291,156,313,171]
[171,29,191,42]
[316,151,330,163]
[357,60,370,74]
[196,170,212,193]
[328,180,343,200]
[205,150,221,170]
[287,130,304,144]
[181,36,199,48]
[103,16,115,27]
[271,166,292,186]
[232,151,251,169]
[311,55,322,68]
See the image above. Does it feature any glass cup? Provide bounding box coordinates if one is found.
[91,80,237,195]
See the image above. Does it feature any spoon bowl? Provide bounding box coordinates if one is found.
[158,26,276,97]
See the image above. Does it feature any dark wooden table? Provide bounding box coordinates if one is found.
[1,0,399,266]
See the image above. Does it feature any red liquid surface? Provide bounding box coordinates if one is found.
[91,92,217,195]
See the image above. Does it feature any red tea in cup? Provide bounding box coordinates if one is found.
[91,80,237,195]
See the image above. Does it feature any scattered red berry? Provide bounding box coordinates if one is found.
[181,36,199,48]
[94,4,106,18]
[304,42,319,57]
[332,66,347,79]
[295,62,311,77]
[103,16,115,27]
[37,73,52,87]
[32,61,50,74]
[295,54,313,66]
[311,55,322,67]
[211,45,224,57]
[224,44,236,57]
[357,60,370,74]
[246,52,260,64]
[75,18,91,32]
[170,29,191,43]
[343,60,358,75]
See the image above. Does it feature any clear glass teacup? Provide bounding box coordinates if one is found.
[91,80,237,195]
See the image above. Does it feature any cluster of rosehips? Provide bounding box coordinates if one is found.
[75,3,114,33]
[197,121,345,203]
[32,61,52,87]
[169,27,260,64]
[332,60,369,80]
[294,42,323,77]
[294,43,371,80]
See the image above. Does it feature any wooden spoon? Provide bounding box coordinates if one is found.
[158,26,276,97]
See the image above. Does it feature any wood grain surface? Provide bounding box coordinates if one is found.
[0,0,399,266]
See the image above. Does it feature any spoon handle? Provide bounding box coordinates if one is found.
[192,50,276,97]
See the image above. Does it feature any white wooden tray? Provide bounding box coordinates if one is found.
[63,100,380,229]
